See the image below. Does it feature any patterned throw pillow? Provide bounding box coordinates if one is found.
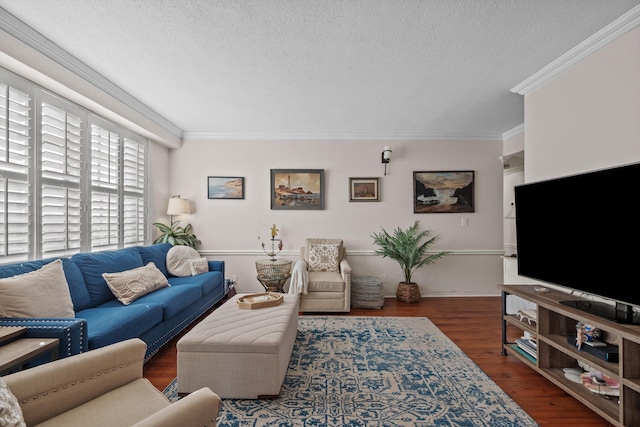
[0,377,26,427]
[308,243,340,272]
[102,262,170,305]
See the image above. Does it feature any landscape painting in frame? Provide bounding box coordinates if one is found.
[349,177,380,202]
[271,169,324,210]
[413,171,474,213]
[208,176,244,199]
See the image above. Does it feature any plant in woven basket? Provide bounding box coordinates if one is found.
[371,220,449,303]
[153,222,201,248]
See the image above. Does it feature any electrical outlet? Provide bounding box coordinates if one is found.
[461,217,469,227]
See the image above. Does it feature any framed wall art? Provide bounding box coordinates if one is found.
[271,169,324,210]
[413,171,474,213]
[208,176,245,199]
[349,177,380,202]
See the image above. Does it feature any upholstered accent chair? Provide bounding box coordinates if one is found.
[290,238,351,312]
[2,338,220,427]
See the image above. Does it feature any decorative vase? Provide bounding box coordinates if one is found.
[396,282,421,303]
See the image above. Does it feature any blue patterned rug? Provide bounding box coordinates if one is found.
[165,316,538,426]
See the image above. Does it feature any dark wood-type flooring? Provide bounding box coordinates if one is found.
[143,296,612,426]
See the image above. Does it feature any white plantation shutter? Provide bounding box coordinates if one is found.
[0,67,148,263]
[0,82,31,261]
[123,136,146,246]
[90,122,120,250]
[40,99,83,257]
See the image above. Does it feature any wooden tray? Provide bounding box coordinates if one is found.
[237,292,284,309]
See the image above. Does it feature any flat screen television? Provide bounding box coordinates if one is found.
[514,162,640,324]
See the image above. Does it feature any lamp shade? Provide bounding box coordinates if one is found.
[167,197,191,215]
[382,146,392,161]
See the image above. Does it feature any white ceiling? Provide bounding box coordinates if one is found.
[1,0,639,141]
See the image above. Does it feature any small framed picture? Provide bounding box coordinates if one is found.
[413,171,474,213]
[208,176,245,199]
[271,169,324,210]
[349,177,380,202]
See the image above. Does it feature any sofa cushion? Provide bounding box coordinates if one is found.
[75,303,163,350]
[32,378,169,427]
[166,246,204,277]
[72,248,144,306]
[102,262,170,305]
[168,270,223,296]
[126,284,202,319]
[307,271,346,292]
[136,243,172,276]
[0,257,91,312]
[0,259,74,318]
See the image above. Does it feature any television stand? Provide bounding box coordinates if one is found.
[499,284,640,427]
[559,300,640,325]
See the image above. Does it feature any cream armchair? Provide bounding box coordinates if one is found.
[289,238,351,312]
[2,338,220,427]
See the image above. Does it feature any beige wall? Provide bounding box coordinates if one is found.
[166,138,505,296]
[524,26,640,182]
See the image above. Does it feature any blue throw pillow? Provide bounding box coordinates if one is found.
[136,243,172,277]
[72,248,144,306]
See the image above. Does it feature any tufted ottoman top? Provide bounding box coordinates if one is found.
[177,293,299,354]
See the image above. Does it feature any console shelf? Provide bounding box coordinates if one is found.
[499,284,640,427]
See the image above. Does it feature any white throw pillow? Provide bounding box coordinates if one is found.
[0,259,74,318]
[308,243,341,272]
[166,246,206,277]
[0,377,26,427]
[102,262,170,305]
[190,258,209,276]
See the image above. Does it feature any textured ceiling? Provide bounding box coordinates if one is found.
[1,0,639,140]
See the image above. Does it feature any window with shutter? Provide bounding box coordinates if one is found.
[0,66,149,264]
[123,136,146,246]
[90,121,121,250]
[39,96,83,258]
[0,82,32,262]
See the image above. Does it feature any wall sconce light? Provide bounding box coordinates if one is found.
[167,195,191,224]
[381,146,392,176]
[504,201,516,219]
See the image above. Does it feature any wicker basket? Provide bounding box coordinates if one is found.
[396,282,421,303]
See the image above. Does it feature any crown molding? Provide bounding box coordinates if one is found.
[501,124,524,140]
[512,5,640,95]
[0,8,182,139]
[181,131,504,142]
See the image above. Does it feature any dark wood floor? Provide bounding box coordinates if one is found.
[143,296,613,427]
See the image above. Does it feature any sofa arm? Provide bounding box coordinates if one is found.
[0,317,88,359]
[340,259,352,285]
[207,260,224,277]
[132,388,221,427]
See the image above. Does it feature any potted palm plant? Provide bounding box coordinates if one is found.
[371,220,449,303]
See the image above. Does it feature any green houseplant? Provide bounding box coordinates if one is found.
[153,222,201,248]
[371,220,449,303]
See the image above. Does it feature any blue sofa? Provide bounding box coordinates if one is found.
[0,244,225,362]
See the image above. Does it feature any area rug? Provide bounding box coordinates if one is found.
[164,316,538,426]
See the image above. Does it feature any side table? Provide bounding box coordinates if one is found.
[255,259,292,293]
[0,326,59,375]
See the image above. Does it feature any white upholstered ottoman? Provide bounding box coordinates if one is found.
[177,293,299,399]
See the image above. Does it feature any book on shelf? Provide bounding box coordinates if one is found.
[511,345,537,364]
[516,338,537,359]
